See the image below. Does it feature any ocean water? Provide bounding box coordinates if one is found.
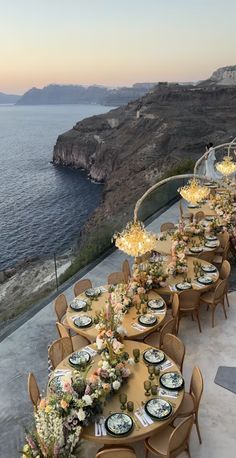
[0,104,113,270]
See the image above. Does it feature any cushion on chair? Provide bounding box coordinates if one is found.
[174,393,195,416]
[146,425,174,455]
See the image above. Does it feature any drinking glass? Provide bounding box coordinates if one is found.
[133,348,140,363]
[119,393,127,411]
[136,303,141,315]
[148,365,155,380]
[127,401,134,412]
[142,306,147,315]
[154,366,160,378]
[144,380,151,396]
[151,385,158,396]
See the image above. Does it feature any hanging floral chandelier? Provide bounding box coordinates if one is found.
[178,178,210,205]
[215,155,236,176]
[113,221,157,257]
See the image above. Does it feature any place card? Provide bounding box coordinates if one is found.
[131,323,146,331]
[159,388,179,399]
[83,346,97,356]
[159,360,174,371]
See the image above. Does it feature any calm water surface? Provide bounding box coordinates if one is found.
[0,104,113,270]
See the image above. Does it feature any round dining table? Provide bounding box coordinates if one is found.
[54,340,184,445]
[155,233,220,256]
[66,288,167,342]
[157,256,219,295]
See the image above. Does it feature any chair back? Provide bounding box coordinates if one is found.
[107,272,126,285]
[162,333,185,372]
[179,289,201,310]
[197,250,215,263]
[56,321,70,339]
[195,211,205,223]
[169,415,194,453]
[74,279,92,297]
[48,337,73,369]
[218,231,230,249]
[172,293,180,319]
[122,259,131,283]
[220,260,231,280]
[190,366,204,412]
[222,242,230,261]
[96,447,137,458]
[28,372,40,407]
[159,318,177,348]
[54,294,68,321]
[214,279,227,302]
[160,222,175,232]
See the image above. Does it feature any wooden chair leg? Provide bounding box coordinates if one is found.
[222,301,227,320]
[211,306,215,328]
[226,293,230,307]
[196,310,202,333]
[145,446,149,458]
[195,413,202,444]
[186,443,192,458]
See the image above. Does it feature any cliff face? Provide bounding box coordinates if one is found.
[53,83,236,238]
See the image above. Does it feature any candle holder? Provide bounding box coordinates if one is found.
[151,385,158,396]
[127,401,134,412]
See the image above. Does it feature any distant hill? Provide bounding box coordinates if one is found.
[198,65,236,86]
[16,83,157,106]
[0,92,20,104]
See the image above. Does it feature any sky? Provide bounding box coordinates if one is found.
[0,0,236,94]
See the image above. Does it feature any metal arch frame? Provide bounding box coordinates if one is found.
[134,136,236,222]
[194,136,236,175]
[134,173,207,222]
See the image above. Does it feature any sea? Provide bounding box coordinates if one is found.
[0,104,114,271]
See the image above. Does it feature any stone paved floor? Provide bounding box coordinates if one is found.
[0,200,236,457]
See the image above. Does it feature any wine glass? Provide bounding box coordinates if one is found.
[142,305,147,315]
[133,348,140,363]
[154,366,160,379]
[148,365,155,380]
[136,303,141,315]
[119,393,127,411]
[144,380,151,396]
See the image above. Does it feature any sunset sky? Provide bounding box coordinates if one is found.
[1,0,235,94]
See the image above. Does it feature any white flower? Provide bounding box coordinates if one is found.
[77,408,86,421]
[102,361,110,370]
[112,380,121,390]
[117,325,127,336]
[128,357,135,366]
[82,394,93,406]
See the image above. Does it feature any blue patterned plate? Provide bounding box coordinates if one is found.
[145,398,172,420]
[160,372,184,390]
[105,413,133,436]
[69,350,91,368]
[143,348,165,365]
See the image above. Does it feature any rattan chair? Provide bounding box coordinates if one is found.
[54,293,69,327]
[56,322,90,350]
[144,318,177,348]
[217,231,230,254]
[174,366,204,444]
[200,279,227,327]
[219,259,231,307]
[172,293,180,320]
[195,211,205,223]
[144,415,194,458]
[178,290,202,333]
[74,279,92,297]
[160,222,175,232]
[213,241,230,266]
[107,271,126,285]
[122,259,131,283]
[162,333,185,373]
[96,446,137,458]
[197,250,216,263]
[48,336,73,369]
[28,372,40,407]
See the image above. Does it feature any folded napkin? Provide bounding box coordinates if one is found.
[95,419,107,436]
[83,346,97,357]
[159,388,179,399]
[156,310,166,315]
[53,369,72,376]
[99,286,107,293]
[135,408,153,427]
[132,323,146,331]
[169,285,177,292]
[160,360,174,371]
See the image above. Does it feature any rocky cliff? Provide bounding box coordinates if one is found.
[53,82,236,241]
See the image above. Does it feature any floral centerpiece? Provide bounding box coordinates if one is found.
[168,238,188,275]
[132,260,168,290]
[22,300,133,457]
[184,221,204,236]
